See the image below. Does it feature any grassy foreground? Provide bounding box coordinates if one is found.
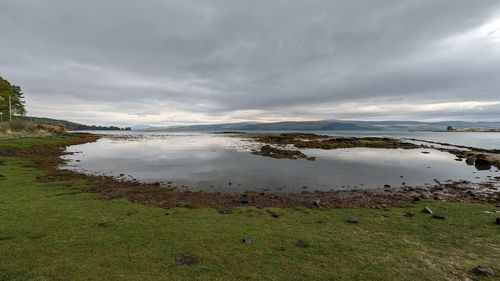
[0,136,499,281]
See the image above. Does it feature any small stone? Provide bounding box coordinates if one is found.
[432,215,445,220]
[405,211,415,217]
[422,207,433,214]
[347,217,358,224]
[293,240,310,248]
[313,199,320,207]
[174,256,199,267]
[266,210,279,218]
[242,237,253,244]
[473,266,495,277]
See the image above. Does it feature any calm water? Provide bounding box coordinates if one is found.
[62,131,499,193]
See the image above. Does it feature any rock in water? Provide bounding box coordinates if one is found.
[475,157,492,171]
[465,157,475,165]
[242,237,253,244]
[422,207,433,214]
[347,217,358,224]
[473,266,495,277]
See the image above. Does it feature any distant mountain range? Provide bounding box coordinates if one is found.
[145,120,500,132]
[24,117,500,132]
[23,117,131,131]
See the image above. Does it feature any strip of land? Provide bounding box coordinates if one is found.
[0,133,499,280]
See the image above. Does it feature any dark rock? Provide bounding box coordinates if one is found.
[473,266,495,277]
[384,184,391,188]
[432,215,445,220]
[465,157,475,165]
[242,237,253,244]
[174,256,199,267]
[422,207,433,214]
[496,217,500,225]
[421,151,430,154]
[293,240,310,248]
[405,211,415,217]
[313,199,320,207]
[347,217,358,224]
[266,210,279,218]
[475,157,492,171]
[413,197,420,202]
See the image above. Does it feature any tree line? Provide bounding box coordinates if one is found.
[0,76,26,120]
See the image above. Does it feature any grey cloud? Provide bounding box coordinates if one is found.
[1,0,500,125]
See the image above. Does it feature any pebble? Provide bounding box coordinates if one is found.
[422,207,433,214]
[174,256,199,267]
[293,240,310,248]
[347,217,358,224]
[242,237,253,244]
[404,211,415,217]
[473,266,495,277]
[313,199,320,207]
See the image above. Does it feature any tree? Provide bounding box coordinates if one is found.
[0,76,26,119]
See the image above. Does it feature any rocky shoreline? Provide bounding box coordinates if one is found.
[2,133,496,213]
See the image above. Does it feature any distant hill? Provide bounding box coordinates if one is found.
[22,117,130,131]
[147,120,500,132]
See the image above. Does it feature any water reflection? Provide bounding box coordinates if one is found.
[62,133,498,193]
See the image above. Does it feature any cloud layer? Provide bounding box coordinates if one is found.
[1,0,500,125]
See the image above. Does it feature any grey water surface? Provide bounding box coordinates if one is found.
[62,131,499,192]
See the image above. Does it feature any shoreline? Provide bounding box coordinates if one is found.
[2,132,497,213]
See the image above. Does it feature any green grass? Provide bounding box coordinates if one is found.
[0,137,499,280]
[0,134,82,149]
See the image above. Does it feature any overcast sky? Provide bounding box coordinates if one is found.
[1,0,500,126]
